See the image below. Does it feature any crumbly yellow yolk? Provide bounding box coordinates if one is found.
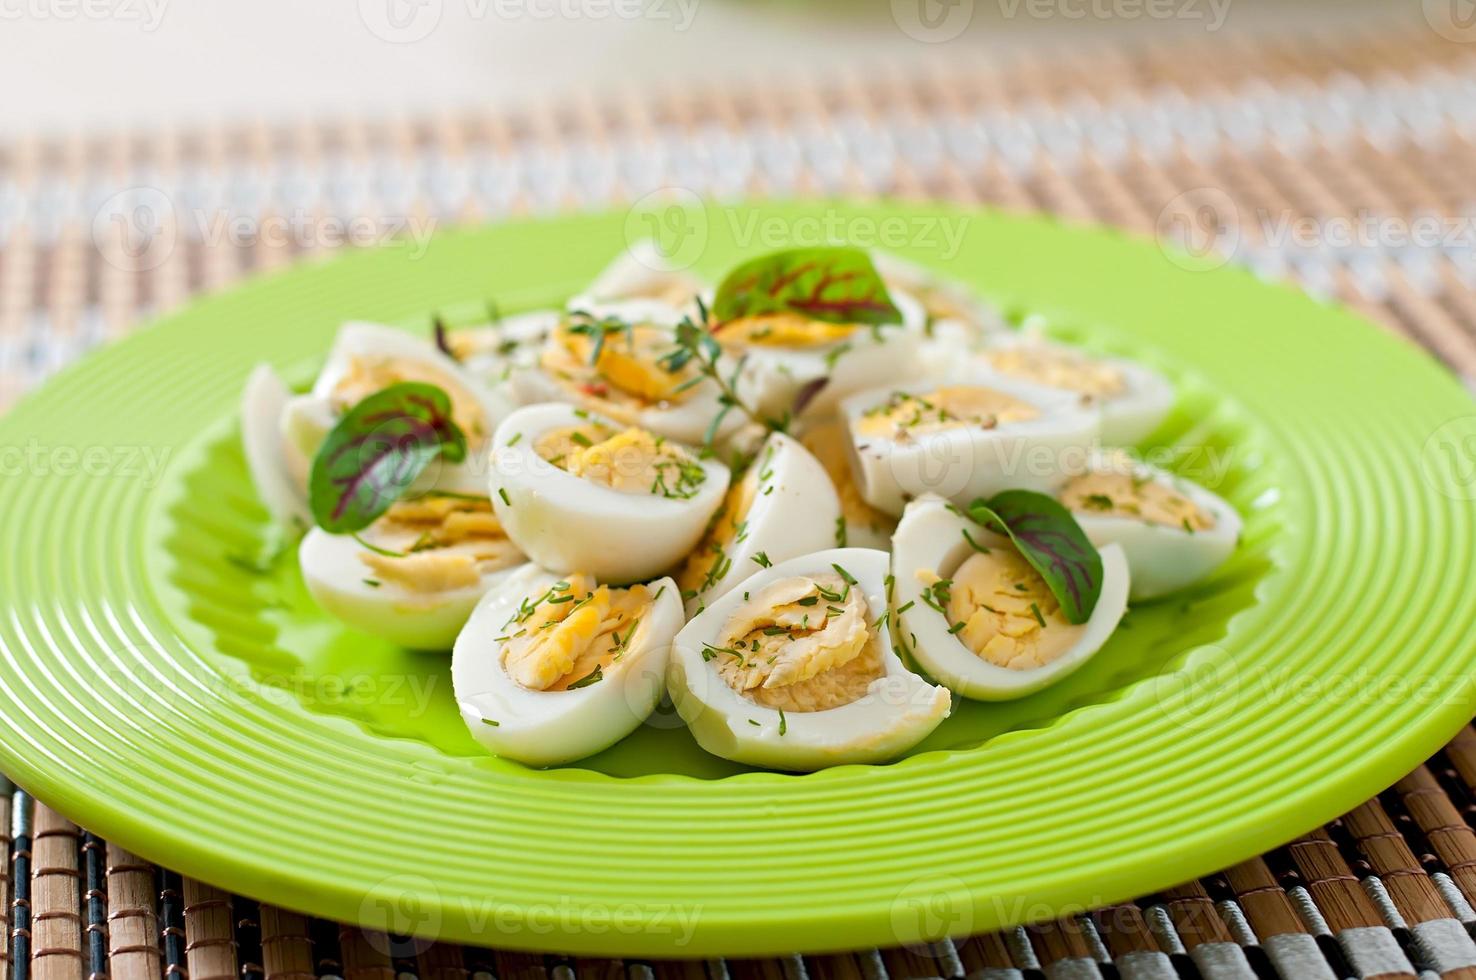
[713,312,858,348]
[677,464,761,597]
[358,495,521,593]
[711,572,883,712]
[540,317,700,407]
[922,549,1083,671]
[332,355,488,442]
[799,419,895,544]
[855,386,1040,439]
[534,424,707,498]
[985,347,1126,400]
[499,573,653,692]
[1060,470,1215,531]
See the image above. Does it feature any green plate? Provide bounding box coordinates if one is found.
[2,202,1475,957]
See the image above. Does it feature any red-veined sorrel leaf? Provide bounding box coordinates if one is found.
[711,247,902,327]
[309,382,467,534]
[967,490,1104,625]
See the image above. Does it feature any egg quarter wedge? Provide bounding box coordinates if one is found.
[840,376,1101,517]
[489,403,729,583]
[240,364,311,529]
[453,566,684,766]
[669,547,951,772]
[676,432,841,617]
[890,495,1130,700]
[1060,450,1242,601]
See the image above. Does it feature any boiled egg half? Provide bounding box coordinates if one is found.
[978,334,1175,447]
[299,493,527,649]
[669,548,951,771]
[891,495,1130,700]
[841,378,1100,516]
[1059,450,1241,600]
[453,566,684,766]
[676,432,841,616]
[489,403,729,583]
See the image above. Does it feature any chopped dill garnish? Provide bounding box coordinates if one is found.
[751,551,772,568]
[498,488,511,506]
[1029,602,1047,628]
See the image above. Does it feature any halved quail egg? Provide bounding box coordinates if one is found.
[453,566,683,765]
[676,432,841,616]
[891,495,1130,700]
[841,378,1100,516]
[299,492,527,649]
[240,364,311,529]
[1059,450,1240,600]
[669,548,951,771]
[489,403,729,583]
[797,417,897,550]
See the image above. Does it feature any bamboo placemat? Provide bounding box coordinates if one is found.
[6,24,1476,980]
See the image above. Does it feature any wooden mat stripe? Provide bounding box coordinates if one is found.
[5,25,1476,980]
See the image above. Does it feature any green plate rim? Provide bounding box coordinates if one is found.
[2,200,1474,956]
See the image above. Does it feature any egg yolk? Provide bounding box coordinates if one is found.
[677,463,761,600]
[855,386,1040,439]
[357,495,522,593]
[985,347,1126,400]
[534,424,707,499]
[1060,470,1215,531]
[799,419,895,544]
[713,312,858,348]
[332,355,488,442]
[541,315,701,408]
[499,573,653,692]
[922,549,1083,671]
[709,572,883,712]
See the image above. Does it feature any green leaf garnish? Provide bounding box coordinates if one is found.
[967,490,1104,625]
[308,382,467,534]
[711,247,902,327]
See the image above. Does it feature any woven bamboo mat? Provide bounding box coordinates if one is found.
[6,23,1476,980]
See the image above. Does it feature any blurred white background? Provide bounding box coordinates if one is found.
[0,0,1421,137]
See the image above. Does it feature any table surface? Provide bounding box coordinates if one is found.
[5,22,1476,980]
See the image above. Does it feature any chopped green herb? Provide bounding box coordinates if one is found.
[498,488,511,506]
[480,718,500,727]
[362,578,381,588]
[752,552,772,568]
[777,709,787,736]
[1029,602,1047,628]
[834,515,848,547]
[567,666,603,689]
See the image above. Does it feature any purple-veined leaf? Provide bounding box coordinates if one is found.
[967,490,1104,625]
[711,247,902,327]
[309,382,468,534]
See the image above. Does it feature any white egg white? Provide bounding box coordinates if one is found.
[668,547,951,772]
[890,495,1130,700]
[840,375,1101,517]
[510,300,746,446]
[240,364,310,529]
[978,334,1175,446]
[299,527,528,650]
[678,432,842,617]
[488,403,729,583]
[1064,451,1242,601]
[733,289,926,421]
[452,566,684,766]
